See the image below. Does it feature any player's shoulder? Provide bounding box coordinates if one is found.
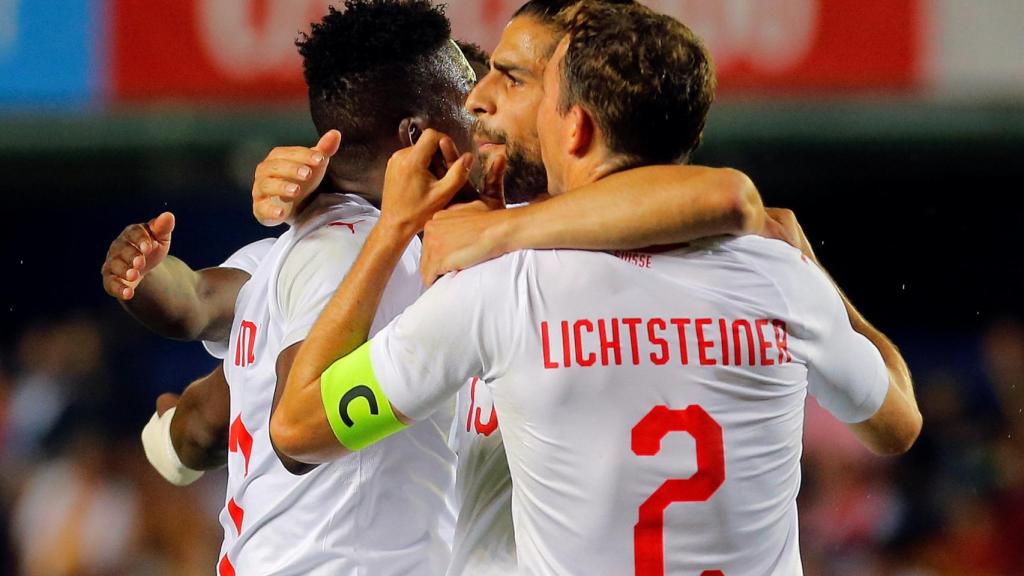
[220,237,277,274]
[721,236,843,319]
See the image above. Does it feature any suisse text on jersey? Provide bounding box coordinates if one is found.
[540,318,793,369]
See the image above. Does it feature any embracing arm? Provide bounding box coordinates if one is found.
[421,165,763,284]
[507,166,761,249]
[167,365,231,470]
[124,258,249,342]
[141,365,230,485]
[774,209,921,455]
[102,212,249,342]
[842,293,920,455]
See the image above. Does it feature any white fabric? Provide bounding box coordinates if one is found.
[140,407,204,486]
[371,235,890,576]
[202,238,276,359]
[218,193,455,576]
[447,379,517,576]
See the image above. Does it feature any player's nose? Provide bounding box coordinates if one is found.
[466,72,497,117]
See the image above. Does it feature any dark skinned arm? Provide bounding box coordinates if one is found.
[157,365,231,470]
[102,212,249,342]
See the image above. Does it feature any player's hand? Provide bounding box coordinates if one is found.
[101,212,175,301]
[760,208,817,262]
[380,128,474,237]
[252,130,342,227]
[156,392,180,416]
[420,155,507,285]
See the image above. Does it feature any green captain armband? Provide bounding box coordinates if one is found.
[320,341,407,451]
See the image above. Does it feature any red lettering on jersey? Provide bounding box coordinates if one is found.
[718,319,731,366]
[633,405,725,576]
[695,319,716,366]
[467,377,499,436]
[218,555,236,576]
[574,320,596,367]
[623,318,643,365]
[541,322,559,369]
[648,318,670,366]
[599,318,622,366]
[671,318,691,366]
[234,320,257,367]
[542,316,790,369]
[731,320,756,366]
[229,415,253,476]
[772,320,791,363]
[756,319,775,366]
[613,250,653,269]
[560,321,573,368]
[227,497,245,534]
[327,219,365,234]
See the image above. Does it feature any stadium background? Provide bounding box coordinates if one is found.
[1,0,1021,574]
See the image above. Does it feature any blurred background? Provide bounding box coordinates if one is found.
[1,0,1022,574]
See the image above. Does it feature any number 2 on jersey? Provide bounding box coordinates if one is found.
[632,405,725,576]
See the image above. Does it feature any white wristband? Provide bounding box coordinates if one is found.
[141,407,205,486]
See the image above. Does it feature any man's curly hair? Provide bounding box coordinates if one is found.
[297,0,454,163]
[555,2,716,166]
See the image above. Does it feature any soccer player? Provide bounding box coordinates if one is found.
[269,3,922,575]
[103,2,482,573]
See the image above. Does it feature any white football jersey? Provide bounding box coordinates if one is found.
[370,236,890,576]
[218,193,455,576]
[447,378,516,576]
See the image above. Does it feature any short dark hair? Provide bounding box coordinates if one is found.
[297,0,454,163]
[556,2,716,165]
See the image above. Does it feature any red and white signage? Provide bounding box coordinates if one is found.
[112,0,332,101]
[111,0,924,102]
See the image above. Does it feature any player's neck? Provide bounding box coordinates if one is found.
[327,169,384,208]
[560,151,627,195]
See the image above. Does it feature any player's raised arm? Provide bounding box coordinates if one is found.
[141,365,231,485]
[271,129,473,463]
[420,164,763,284]
[101,212,252,342]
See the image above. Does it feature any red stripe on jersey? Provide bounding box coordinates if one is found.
[228,498,245,534]
[229,416,253,476]
[218,555,236,576]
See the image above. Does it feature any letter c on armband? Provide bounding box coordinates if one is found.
[339,385,379,427]
[320,342,407,451]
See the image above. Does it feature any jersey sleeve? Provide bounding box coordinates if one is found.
[202,238,276,359]
[276,226,363,353]
[799,266,890,424]
[219,237,276,274]
[369,254,520,422]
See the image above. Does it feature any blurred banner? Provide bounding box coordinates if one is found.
[112,0,327,101]
[2,0,1023,106]
[0,0,101,105]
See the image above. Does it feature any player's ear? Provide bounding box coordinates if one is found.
[398,117,429,148]
[567,105,594,158]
